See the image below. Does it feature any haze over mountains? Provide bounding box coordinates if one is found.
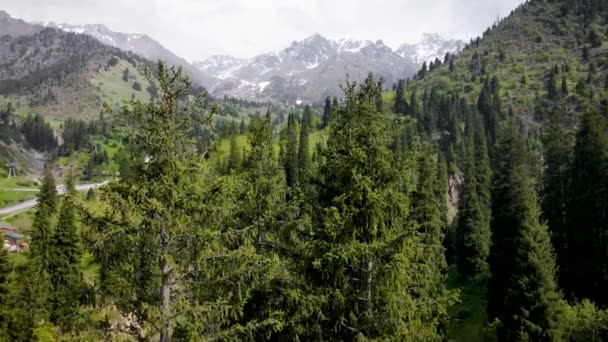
[0,10,464,103]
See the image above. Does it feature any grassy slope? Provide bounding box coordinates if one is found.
[408,1,607,117]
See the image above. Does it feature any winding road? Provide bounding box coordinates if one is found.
[0,181,110,216]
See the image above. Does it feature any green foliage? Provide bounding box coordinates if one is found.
[284,113,298,188]
[322,96,333,128]
[456,114,491,278]
[566,111,608,305]
[564,300,608,341]
[488,121,565,341]
[298,106,311,183]
[48,175,83,329]
[0,243,10,340]
[393,79,409,115]
[541,108,574,294]
[304,75,446,340]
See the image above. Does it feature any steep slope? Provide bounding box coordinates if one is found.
[393,1,608,339]
[404,0,607,123]
[0,10,42,37]
[44,22,216,88]
[0,21,152,120]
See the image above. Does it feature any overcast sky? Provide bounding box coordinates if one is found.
[1,0,524,62]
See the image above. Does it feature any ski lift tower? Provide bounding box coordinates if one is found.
[5,162,16,178]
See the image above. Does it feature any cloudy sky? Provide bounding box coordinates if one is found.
[1,0,524,61]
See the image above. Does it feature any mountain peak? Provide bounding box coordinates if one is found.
[396,33,464,65]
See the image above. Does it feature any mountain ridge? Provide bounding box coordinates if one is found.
[196,33,464,103]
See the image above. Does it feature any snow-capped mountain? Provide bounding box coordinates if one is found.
[192,55,245,79]
[44,22,215,87]
[396,33,465,65]
[195,34,430,103]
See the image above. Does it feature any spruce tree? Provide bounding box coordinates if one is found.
[412,147,448,335]
[456,115,491,277]
[241,113,285,251]
[307,75,445,340]
[92,63,288,340]
[227,134,242,172]
[541,109,574,294]
[488,121,565,341]
[27,168,58,325]
[297,106,311,183]
[322,96,333,128]
[48,175,83,328]
[566,111,608,305]
[284,113,298,188]
[393,79,409,115]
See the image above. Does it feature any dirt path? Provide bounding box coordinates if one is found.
[0,181,110,216]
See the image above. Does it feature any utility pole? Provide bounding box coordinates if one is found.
[6,162,16,178]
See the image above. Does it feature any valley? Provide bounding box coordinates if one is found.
[0,0,607,340]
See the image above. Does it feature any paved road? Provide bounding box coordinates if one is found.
[0,181,110,216]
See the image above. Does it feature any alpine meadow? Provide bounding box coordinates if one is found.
[0,0,608,340]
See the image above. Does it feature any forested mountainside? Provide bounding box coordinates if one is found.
[387,0,608,339]
[0,26,152,119]
[0,0,607,341]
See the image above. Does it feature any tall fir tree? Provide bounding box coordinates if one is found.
[566,111,608,305]
[226,133,242,172]
[456,114,492,277]
[488,121,565,341]
[91,63,287,340]
[48,174,83,328]
[26,168,58,327]
[284,112,299,188]
[412,147,449,335]
[306,75,445,340]
[322,96,333,128]
[298,106,311,183]
[541,109,574,295]
[393,79,409,115]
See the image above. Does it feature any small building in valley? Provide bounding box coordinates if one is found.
[1,222,29,252]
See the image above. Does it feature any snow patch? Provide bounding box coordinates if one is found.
[258,81,271,92]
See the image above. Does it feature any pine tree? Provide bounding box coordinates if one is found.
[322,96,333,128]
[27,168,58,325]
[566,111,608,305]
[48,175,83,328]
[227,134,242,172]
[284,113,298,188]
[297,106,311,183]
[241,113,285,251]
[410,88,419,116]
[456,115,491,277]
[478,78,499,146]
[412,147,448,335]
[488,121,565,341]
[561,77,569,96]
[91,63,288,340]
[541,109,574,295]
[393,79,409,115]
[308,75,445,340]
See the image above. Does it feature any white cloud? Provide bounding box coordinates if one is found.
[0,0,525,61]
